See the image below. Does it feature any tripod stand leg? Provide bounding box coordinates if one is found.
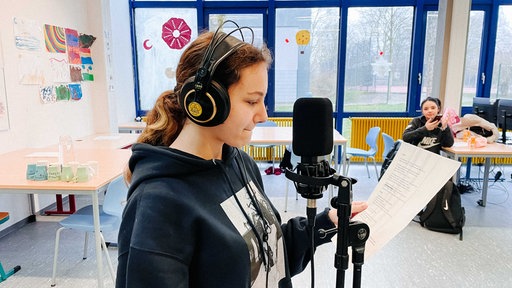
[352,246,365,288]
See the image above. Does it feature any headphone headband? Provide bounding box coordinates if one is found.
[179,20,255,127]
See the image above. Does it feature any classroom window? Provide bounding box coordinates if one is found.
[420,11,439,102]
[491,5,512,100]
[274,7,340,112]
[344,6,413,113]
[207,14,264,47]
[462,10,485,106]
[133,8,197,111]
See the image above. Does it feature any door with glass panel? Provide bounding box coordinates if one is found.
[490,5,512,100]
[419,7,488,108]
[463,7,488,107]
[343,6,414,114]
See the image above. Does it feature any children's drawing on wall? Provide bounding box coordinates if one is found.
[70,65,82,82]
[40,85,56,104]
[13,17,41,51]
[0,69,10,131]
[18,53,45,85]
[65,28,81,65]
[44,25,66,53]
[82,64,94,81]
[79,33,96,49]
[56,84,70,101]
[68,83,82,100]
[49,55,70,83]
[79,33,96,82]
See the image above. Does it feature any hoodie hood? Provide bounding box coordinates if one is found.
[128,143,238,191]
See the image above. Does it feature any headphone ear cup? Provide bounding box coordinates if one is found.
[179,78,230,127]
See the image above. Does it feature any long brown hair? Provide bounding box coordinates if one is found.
[125,31,273,183]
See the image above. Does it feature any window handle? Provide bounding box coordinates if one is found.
[481,72,486,85]
[418,72,422,85]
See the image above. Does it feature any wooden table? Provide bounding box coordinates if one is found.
[443,140,512,206]
[0,147,132,288]
[250,126,348,175]
[118,121,146,133]
[73,133,139,149]
[37,133,137,215]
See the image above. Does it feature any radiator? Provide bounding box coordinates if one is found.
[349,117,412,163]
[243,117,293,162]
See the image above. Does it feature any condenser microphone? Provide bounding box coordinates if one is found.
[293,97,333,157]
[288,97,335,226]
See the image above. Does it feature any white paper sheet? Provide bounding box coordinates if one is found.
[350,141,461,259]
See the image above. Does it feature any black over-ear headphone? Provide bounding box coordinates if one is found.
[179,21,254,127]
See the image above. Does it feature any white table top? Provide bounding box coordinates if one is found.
[72,133,139,149]
[443,140,512,157]
[249,126,346,146]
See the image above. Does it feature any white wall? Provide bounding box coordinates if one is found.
[0,0,135,228]
[106,0,136,126]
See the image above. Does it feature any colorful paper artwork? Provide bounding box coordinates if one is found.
[82,64,94,81]
[68,83,82,100]
[78,34,95,81]
[44,25,66,53]
[79,33,96,48]
[162,17,191,50]
[65,28,81,65]
[80,47,93,65]
[13,17,41,51]
[40,85,56,103]
[18,53,45,85]
[69,65,82,82]
[55,84,70,101]
[49,55,70,83]
[11,18,97,101]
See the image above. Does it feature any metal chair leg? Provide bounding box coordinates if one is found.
[83,232,89,259]
[51,227,66,287]
[364,158,370,178]
[372,157,379,178]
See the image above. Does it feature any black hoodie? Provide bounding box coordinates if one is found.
[403,116,454,154]
[116,143,336,288]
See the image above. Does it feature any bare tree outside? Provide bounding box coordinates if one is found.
[344,6,413,112]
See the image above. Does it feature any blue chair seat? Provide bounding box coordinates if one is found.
[59,205,119,231]
[345,148,376,157]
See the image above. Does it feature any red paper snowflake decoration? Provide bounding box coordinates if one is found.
[162,17,192,50]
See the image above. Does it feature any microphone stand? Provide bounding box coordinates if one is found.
[285,168,370,288]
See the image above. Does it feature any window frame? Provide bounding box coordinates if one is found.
[129,0,512,132]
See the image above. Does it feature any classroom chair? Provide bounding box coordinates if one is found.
[346,126,381,178]
[0,212,21,283]
[51,176,128,286]
[381,132,396,159]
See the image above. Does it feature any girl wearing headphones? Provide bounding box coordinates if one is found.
[116,29,367,288]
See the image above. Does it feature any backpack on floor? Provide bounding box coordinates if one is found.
[417,180,466,240]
